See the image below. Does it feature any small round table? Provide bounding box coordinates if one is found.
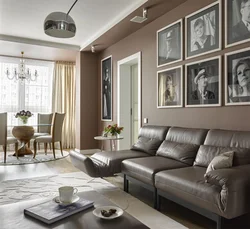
[94,136,124,151]
[12,126,34,156]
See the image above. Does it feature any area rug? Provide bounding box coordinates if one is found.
[0,172,187,229]
[0,150,69,165]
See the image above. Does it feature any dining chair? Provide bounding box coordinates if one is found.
[29,113,53,150]
[33,113,65,159]
[0,112,18,163]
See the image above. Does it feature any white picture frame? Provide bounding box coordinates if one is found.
[185,0,221,59]
[101,55,112,121]
[185,56,221,107]
[225,47,250,106]
[157,19,183,67]
[157,66,183,108]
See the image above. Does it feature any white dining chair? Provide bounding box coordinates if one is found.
[0,112,18,163]
[33,113,65,159]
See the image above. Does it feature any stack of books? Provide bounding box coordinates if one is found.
[24,198,94,224]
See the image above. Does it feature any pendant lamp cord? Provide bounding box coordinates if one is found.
[67,0,78,15]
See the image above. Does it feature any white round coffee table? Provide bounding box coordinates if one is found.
[94,136,124,151]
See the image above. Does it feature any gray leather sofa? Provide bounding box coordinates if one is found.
[70,125,250,229]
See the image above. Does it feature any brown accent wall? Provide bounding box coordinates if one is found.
[75,52,98,150]
[98,0,250,132]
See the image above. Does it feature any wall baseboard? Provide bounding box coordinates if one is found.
[74,148,101,155]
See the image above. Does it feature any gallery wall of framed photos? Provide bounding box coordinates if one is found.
[157,0,250,109]
[98,0,250,131]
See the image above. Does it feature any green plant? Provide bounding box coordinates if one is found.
[104,124,124,136]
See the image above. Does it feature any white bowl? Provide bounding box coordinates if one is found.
[93,206,123,220]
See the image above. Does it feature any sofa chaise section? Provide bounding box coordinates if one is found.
[70,125,169,177]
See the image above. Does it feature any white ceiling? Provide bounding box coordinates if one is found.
[0,0,147,53]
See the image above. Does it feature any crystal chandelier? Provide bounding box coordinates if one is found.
[5,52,38,83]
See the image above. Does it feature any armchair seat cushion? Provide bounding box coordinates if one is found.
[7,137,17,144]
[122,156,189,185]
[35,135,52,143]
[155,167,223,216]
[33,132,49,138]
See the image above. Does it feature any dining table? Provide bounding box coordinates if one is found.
[9,124,51,157]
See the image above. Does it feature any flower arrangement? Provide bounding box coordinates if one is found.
[104,124,124,137]
[15,110,33,124]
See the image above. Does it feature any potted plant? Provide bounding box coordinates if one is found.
[103,124,124,137]
[15,110,33,124]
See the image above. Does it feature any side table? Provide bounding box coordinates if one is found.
[94,136,124,151]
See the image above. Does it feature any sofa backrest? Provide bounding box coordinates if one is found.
[131,125,169,155]
[194,129,250,167]
[156,127,208,165]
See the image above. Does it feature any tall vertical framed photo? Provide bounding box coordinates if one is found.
[101,56,112,121]
[225,47,250,106]
[225,0,250,47]
[185,56,221,107]
[185,1,221,59]
[157,19,183,67]
[157,66,183,108]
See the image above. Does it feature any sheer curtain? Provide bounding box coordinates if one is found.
[52,61,75,149]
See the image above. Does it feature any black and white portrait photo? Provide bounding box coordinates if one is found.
[101,56,112,121]
[185,1,221,59]
[185,56,221,107]
[157,19,182,67]
[157,66,183,108]
[226,0,250,47]
[225,48,250,105]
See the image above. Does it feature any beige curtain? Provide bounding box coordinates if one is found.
[52,61,76,149]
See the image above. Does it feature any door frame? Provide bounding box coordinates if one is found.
[117,52,141,150]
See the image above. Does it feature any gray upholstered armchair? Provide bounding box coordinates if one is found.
[33,112,65,159]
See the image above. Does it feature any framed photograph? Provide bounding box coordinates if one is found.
[101,56,112,121]
[157,66,183,108]
[225,0,250,47]
[225,47,250,106]
[185,56,221,107]
[185,1,221,59]
[157,19,183,67]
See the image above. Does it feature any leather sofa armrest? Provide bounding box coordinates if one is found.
[204,165,250,218]
[69,151,99,177]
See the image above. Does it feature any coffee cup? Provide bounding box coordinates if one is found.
[58,186,78,203]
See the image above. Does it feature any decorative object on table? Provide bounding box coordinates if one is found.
[24,197,93,224]
[101,56,112,121]
[225,0,250,47]
[15,110,33,124]
[185,1,221,59]
[12,125,35,156]
[104,124,124,137]
[157,19,183,67]
[185,56,221,107]
[157,66,183,108]
[93,206,123,220]
[225,47,250,106]
[44,0,78,38]
[5,52,38,83]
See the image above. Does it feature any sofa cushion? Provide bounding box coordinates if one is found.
[205,151,234,175]
[155,167,222,216]
[165,127,208,145]
[122,156,189,185]
[194,145,250,167]
[204,129,250,148]
[131,136,163,155]
[130,125,169,155]
[156,140,199,165]
[90,149,150,176]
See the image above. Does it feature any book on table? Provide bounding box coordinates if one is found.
[24,198,94,224]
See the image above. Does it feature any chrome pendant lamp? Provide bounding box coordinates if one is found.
[44,0,78,38]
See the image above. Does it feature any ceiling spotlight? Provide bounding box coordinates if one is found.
[44,0,78,38]
[91,45,95,53]
[130,8,148,24]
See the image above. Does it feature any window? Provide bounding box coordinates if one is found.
[0,56,54,133]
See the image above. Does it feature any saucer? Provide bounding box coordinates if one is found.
[93,206,123,220]
[53,195,80,206]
